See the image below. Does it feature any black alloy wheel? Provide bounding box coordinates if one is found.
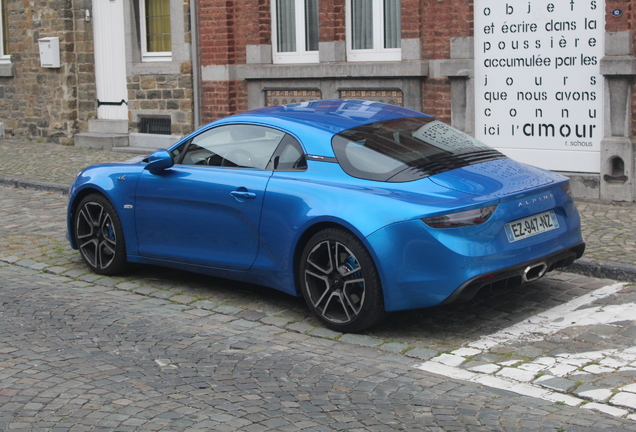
[299,228,386,333]
[74,193,128,275]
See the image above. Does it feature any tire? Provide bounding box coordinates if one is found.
[299,228,387,333]
[74,193,128,275]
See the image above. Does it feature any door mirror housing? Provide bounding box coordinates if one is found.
[145,149,174,173]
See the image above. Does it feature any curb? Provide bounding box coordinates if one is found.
[565,258,636,283]
[0,176,69,195]
[2,177,636,283]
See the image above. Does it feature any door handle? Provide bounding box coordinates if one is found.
[231,190,256,200]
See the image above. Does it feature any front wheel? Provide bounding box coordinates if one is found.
[74,193,128,275]
[299,228,386,333]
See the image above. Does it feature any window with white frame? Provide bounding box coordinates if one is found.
[139,0,172,62]
[0,0,10,63]
[346,0,401,62]
[271,0,319,64]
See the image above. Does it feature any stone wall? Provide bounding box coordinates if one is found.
[127,62,195,136]
[123,0,195,136]
[604,0,635,137]
[0,0,94,144]
[0,0,196,142]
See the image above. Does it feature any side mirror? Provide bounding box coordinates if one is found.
[145,149,174,173]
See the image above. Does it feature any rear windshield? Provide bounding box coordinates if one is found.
[332,117,506,182]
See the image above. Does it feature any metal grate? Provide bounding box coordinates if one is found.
[339,90,404,106]
[266,90,322,106]
[139,117,171,135]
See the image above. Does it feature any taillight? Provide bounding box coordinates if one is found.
[422,205,498,229]
[562,183,574,200]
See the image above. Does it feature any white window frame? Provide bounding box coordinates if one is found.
[346,0,401,62]
[0,0,10,64]
[271,0,319,64]
[139,0,172,62]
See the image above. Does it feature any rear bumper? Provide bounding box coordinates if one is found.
[440,241,586,305]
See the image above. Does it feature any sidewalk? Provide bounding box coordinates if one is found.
[2,138,635,282]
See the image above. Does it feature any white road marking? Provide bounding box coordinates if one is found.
[414,282,636,419]
[469,282,628,350]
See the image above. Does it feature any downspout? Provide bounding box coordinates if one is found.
[190,0,201,128]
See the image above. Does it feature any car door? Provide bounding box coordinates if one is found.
[134,124,285,270]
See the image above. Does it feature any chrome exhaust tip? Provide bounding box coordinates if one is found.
[523,263,547,283]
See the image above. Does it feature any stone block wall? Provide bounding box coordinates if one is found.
[0,0,94,144]
[124,0,195,136]
[0,0,196,141]
[604,0,635,137]
[127,61,195,136]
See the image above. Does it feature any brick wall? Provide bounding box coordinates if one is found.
[418,0,472,120]
[201,80,247,122]
[319,0,345,42]
[199,0,261,122]
[421,79,451,124]
[0,0,94,144]
[402,0,420,40]
[420,0,473,59]
[606,0,634,46]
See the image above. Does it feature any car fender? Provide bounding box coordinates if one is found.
[67,164,143,255]
[255,161,493,295]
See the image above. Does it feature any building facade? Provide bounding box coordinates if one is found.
[0,0,635,201]
[0,0,195,149]
[196,0,636,202]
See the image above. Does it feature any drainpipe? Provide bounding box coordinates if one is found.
[190,0,201,128]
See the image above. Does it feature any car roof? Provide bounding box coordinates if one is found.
[220,99,433,135]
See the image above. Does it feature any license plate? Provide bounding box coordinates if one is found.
[504,210,559,243]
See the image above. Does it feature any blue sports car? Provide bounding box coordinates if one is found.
[67,100,585,332]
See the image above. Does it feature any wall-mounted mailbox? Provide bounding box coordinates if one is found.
[38,37,60,68]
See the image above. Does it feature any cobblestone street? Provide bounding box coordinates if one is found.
[0,181,636,430]
[2,140,636,429]
[577,200,636,266]
[3,263,635,431]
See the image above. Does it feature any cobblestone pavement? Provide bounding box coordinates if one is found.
[2,182,636,426]
[0,140,132,186]
[3,264,636,431]
[2,139,636,427]
[576,200,636,268]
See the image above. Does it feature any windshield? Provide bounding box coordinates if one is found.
[332,117,507,182]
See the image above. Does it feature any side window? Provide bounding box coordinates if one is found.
[272,134,307,171]
[178,125,285,170]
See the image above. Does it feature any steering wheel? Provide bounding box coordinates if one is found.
[221,149,254,167]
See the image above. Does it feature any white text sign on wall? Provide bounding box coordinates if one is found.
[475,0,604,173]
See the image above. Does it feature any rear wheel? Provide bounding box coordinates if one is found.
[299,228,386,333]
[74,193,128,275]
